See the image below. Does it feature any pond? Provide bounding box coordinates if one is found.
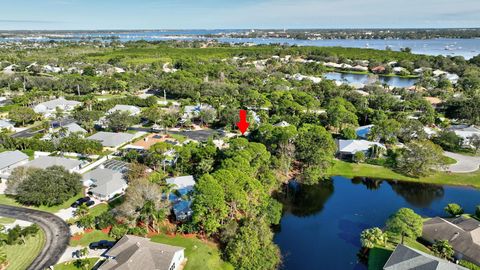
[324,72,418,88]
[273,176,480,270]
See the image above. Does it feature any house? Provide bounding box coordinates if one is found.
[422,217,480,265]
[449,125,480,147]
[33,97,82,117]
[181,104,215,121]
[87,132,136,150]
[24,156,83,173]
[355,125,374,139]
[371,66,386,74]
[383,244,467,270]
[424,97,443,107]
[166,175,195,221]
[0,151,29,180]
[107,105,141,116]
[83,168,128,201]
[274,121,291,127]
[42,122,87,141]
[0,119,14,131]
[99,235,185,270]
[166,175,195,196]
[337,139,385,159]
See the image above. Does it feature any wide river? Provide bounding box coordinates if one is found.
[1,30,479,59]
[274,176,480,270]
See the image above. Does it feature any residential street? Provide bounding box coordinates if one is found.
[442,151,480,173]
[0,204,70,270]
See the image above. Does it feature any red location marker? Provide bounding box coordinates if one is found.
[236,109,250,135]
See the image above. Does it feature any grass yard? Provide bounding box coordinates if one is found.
[4,229,46,270]
[54,258,101,270]
[368,247,392,270]
[70,230,115,247]
[328,160,480,189]
[0,217,15,224]
[0,193,83,213]
[150,234,234,270]
[89,203,109,217]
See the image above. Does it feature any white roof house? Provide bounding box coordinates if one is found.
[166,175,195,194]
[24,156,83,173]
[0,151,29,179]
[107,105,141,116]
[87,132,136,149]
[63,122,87,134]
[449,125,480,146]
[0,119,15,130]
[274,121,291,127]
[33,97,81,117]
[338,139,385,155]
[83,168,127,201]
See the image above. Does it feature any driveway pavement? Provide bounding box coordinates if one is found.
[0,204,70,270]
[442,151,480,173]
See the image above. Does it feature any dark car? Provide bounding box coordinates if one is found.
[84,200,95,207]
[71,197,91,208]
[89,240,115,250]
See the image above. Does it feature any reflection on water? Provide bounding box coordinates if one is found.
[274,176,480,270]
[324,72,418,88]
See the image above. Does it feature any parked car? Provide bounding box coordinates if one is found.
[84,200,95,207]
[89,240,115,250]
[71,197,91,208]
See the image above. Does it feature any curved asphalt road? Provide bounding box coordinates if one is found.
[0,204,70,270]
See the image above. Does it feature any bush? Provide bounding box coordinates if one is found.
[476,205,480,219]
[386,208,423,238]
[353,151,366,163]
[433,131,463,152]
[444,203,464,217]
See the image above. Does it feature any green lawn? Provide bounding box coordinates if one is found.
[328,160,480,189]
[368,247,392,270]
[89,203,109,217]
[0,193,83,213]
[150,234,234,270]
[54,258,101,270]
[4,229,46,270]
[70,230,115,247]
[0,217,15,224]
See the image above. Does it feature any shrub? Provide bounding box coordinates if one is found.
[444,203,464,217]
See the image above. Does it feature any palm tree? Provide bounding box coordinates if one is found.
[432,240,454,260]
[360,227,388,249]
[74,203,90,218]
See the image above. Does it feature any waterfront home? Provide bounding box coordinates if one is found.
[83,167,127,201]
[107,104,141,116]
[0,151,29,180]
[383,244,467,270]
[24,156,83,173]
[337,139,385,159]
[87,132,136,150]
[448,125,480,147]
[371,66,386,74]
[33,97,82,118]
[422,217,480,265]
[355,125,374,139]
[99,235,185,270]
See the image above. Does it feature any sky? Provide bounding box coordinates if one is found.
[0,0,479,30]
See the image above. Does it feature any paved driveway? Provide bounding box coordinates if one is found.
[0,204,70,270]
[442,151,480,173]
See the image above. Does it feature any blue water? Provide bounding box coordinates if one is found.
[325,72,418,88]
[274,176,480,270]
[1,30,479,59]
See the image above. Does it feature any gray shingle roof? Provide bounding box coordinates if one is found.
[99,235,184,270]
[63,122,87,134]
[25,156,82,171]
[34,97,81,111]
[87,132,136,148]
[84,168,127,197]
[0,150,29,170]
[384,244,467,270]
[423,217,480,266]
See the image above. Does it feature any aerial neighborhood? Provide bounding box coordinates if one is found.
[0,25,480,270]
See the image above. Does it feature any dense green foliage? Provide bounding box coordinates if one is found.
[385,208,423,238]
[7,166,82,206]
